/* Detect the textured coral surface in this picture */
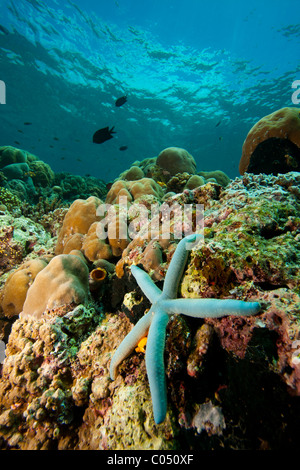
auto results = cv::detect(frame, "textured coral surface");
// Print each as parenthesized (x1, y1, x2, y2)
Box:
(0, 171, 300, 450)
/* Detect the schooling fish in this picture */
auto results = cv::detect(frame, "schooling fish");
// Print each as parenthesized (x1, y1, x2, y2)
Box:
(115, 96, 127, 107)
(24, 122, 32, 125)
(93, 126, 116, 144)
(119, 145, 128, 151)
(215, 120, 222, 127)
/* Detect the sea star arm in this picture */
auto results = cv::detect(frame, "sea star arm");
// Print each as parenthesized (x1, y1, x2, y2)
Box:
(130, 265, 162, 303)
(110, 309, 153, 380)
(160, 298, 261, 318)
(162, 234, 203, 299)
(145, 306, 169, 424)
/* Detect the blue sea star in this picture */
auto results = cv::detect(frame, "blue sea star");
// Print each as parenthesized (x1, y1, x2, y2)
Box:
(110, 234, 261, 424)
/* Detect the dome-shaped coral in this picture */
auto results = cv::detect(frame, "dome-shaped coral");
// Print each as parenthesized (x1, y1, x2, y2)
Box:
(55, 196, 104, 255)
(156, 147, 196, 176)
(0, 258, 49, 317)
(239, 107, 300, 175)
(20, 252, 90, 319)
(0, 146, 27, 169)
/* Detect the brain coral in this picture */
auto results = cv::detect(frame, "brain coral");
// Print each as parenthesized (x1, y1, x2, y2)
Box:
(156, 147, 197, 176)
(239, 107, 300, 175)
(20, 252, 89, 319)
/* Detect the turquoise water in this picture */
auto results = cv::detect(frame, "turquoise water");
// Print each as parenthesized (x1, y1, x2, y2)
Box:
(0, 0, 299, 182)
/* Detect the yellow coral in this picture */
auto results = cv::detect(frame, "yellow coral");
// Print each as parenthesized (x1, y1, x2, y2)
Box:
(135, 336, 147, 353)
(20, 253, 89, 319)
(0, 258, 49, 317)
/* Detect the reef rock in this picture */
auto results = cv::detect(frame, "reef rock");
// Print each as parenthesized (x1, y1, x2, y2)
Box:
(0, 172, 300, 450)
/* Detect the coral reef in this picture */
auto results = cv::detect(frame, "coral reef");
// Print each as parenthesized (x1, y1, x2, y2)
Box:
(0, 146, 27, 168)
(105, 178, 164, 205)
(0, 141, 299, 450)
(240, 107, 300, 175)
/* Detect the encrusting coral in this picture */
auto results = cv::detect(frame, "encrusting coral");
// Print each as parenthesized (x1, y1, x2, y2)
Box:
(0, 138, 300, 449)
(110, 234, 261, 424)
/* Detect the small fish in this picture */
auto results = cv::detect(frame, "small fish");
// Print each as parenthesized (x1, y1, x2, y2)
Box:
(17, 129, 24, 133)
(0, 25, 9, 35)
(115, 96, 127, 107)
(219, 136, 223, 141)
(119, 145, 128, 151)
(93, 126, 116, 144)
(24, 122, 32, 125)
(61, 157, 65, 160)
(215, 120, 222, 127)
(53, 136, 59, 141)
(76, 158, 82, 162)
(14, 141, 20, 145)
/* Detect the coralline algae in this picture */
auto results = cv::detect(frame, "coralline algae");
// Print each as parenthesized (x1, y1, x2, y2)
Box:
(0, 171, 299, 450)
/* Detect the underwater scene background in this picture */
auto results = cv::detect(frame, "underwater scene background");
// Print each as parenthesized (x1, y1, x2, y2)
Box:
(0, 0, 299, 181)
(0, 0, 300, 453)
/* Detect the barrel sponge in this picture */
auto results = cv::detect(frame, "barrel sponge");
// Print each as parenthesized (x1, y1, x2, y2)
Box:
(239, 107, 300, 175)
(55, 196, 104, 255)
(0, 258, 49, 318)
(20, 253, 90, 319)
(105, 178, 163, 205)
(156, 147, 197, 176)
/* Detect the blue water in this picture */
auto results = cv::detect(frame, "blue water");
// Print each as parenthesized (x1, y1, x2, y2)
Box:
(0, 0, 299, 182)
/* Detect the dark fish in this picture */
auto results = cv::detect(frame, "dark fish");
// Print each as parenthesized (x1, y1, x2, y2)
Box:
(0, 25, 9, 35)
(106, 182, 113, 191)
(93, 126, 116, 144)
(17, 129, 24, 133)
(24, 122, 32, 125)
(53, 137, 59, 141)
(219, 136, 223, 141)
(14, 141, 20, 145)
(215, 120, 222, 127)
(115, 96, 127, 107)
(119, 145, 128, 151)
